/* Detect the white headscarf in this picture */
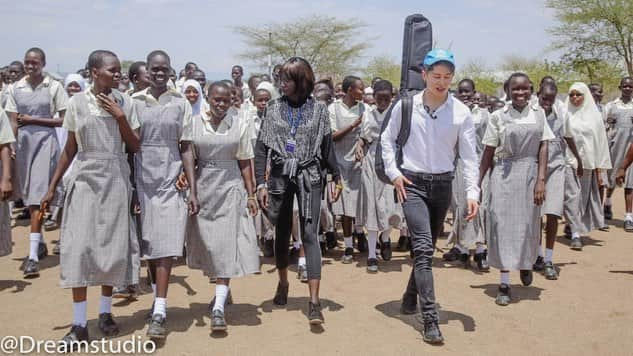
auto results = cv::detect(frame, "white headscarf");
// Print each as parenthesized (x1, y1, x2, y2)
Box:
(565, 82, 612, 170)
(64, 73, 86, 91)
(255, 81, 280, 101)
(181, 79, 203, 116)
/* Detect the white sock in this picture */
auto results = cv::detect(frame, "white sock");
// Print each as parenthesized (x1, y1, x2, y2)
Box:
(500, 271, 510, 285)
(99, 295, 112, 314)
(538, 246, 544, 257)
(213, 284, 229, 312)
(153, 297, 167, 317)
(626, 213, 633, 222)
(380, 228, 392, 243)
(29, 233, 41, 261)
(72, 301, 87, 327)
(344, 236, 353, 249)
(293, 241, 301, 250)
(298, 256, 306, 267)
(572, 232, 580, 239)
(355, 225, 364, 234)
(367, 230, 378, 259)
(605, 197, 612, 206)
(545, 248, 554, 263)
(151, 283, 156, 297)
(475, 244, 485, 254)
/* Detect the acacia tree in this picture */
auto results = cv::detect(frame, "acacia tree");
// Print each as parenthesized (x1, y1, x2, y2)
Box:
(233, 16, 370, 79)
(546, 0, 633, 76)
(362, 55, 401, 88)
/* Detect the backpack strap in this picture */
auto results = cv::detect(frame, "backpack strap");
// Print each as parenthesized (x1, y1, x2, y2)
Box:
(395, 96, 413, 166)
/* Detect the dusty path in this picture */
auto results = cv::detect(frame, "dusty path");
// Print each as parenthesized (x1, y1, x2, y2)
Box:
(0, 192, 632, 355)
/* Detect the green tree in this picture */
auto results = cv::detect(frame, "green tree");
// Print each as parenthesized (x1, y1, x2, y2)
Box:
(361, 55, 401, 88)
(455, 58, 501, 96)
(120, 60, 134, 75)
(233, 16, 371, 79)
(546, 0, 633, 76)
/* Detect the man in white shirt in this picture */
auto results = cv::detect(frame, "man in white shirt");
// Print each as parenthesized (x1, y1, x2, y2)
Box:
(381, 49, 479, 345)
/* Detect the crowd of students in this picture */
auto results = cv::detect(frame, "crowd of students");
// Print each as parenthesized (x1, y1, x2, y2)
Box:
(0, 46, 631, 346)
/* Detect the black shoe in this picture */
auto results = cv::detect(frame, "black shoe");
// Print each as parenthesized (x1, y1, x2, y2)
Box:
(211, 309, 227, 332)
(422, 320, 444, 344)
(625, 220, 633, 232)
(308, 302, 324, 325)
(273, 282, 289, 306)
(533, 256, 545, 271)
(98, 313, 120, 336)
(473, 251, 490, 271)
(380, 241, 392, 261)
(14, 199, 24, 209)
(288, 247, 300, 264)
(366, 258, 378, 273)
(52, 241, 60, 255)
(458, 252, 470, 268)
(397, 235, 407, 250)
(442, 247, 461, 262)
(520, 269, 533, 286)
(16, 209, 30, 220)
(319, 240, 327, 256)
(354, 232, 368, 252)
(262, 238, 274, 257)
(342, 247, 354, 264)
(23, 259, 39, 278)
(147, 314, 166, 339)
(564, 224, 572, 239)
(61, 325, 89, 350)
(400, 294, 417, 315)
(495, 284, 511, 306)
(37, 242, 48, 260)
(326, 231, 337, 249)
(604, 205, 613, 220)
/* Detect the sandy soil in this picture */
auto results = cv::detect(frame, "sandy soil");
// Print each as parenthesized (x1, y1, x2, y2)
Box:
(0, 192, 632, 356)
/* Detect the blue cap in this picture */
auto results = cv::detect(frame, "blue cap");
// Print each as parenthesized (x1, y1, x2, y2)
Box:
(422, 49, 455, 68)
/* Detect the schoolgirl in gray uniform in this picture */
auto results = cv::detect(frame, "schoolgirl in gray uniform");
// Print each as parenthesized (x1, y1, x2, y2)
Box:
(0, 107, 15, 257)
(5, 48, 68, 278)
(480, 73, 554, 306)
(41, 50, 141, 347)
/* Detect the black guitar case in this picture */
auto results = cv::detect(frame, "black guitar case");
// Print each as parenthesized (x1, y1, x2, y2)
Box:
(399, 14, 433, 93)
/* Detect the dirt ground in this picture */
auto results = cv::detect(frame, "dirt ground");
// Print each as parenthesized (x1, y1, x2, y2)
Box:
(1, 192, 632, 356)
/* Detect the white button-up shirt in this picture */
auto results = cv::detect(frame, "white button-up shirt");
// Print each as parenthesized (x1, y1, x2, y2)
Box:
(381, 91, 480, 201)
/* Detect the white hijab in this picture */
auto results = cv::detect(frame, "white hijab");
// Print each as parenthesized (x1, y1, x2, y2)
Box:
(64, 74, 87, 91)
(256, 81, 280, 101)
(565, 82, 612, 170)
(181, 79, 203, 116)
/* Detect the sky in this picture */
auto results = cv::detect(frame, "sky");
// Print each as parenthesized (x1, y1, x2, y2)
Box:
(1, 0, 558, 79)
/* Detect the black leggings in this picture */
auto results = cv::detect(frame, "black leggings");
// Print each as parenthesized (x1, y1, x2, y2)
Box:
(273, 183, 323, 280)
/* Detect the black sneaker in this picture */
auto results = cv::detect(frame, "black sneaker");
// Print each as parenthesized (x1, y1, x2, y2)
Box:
(211, 309, 227, 332)
(61, 325, 89, 350)
(342, 247, 354, 264)
(262, 238, 274, 257)
(458, 252, 470, 269)
(625, 220, 633, 232)
(397, 235, 407, 250)
(422, 320, 444, 344)
(442, 247, 461, 261)
(273, 282, 289, 306)
(366, 258, 378, 273)
(98, 313, 120, 336)
(354, 232, 368, 252)
(604, 205, 613, 220)
(325, 231, 337, 249)
(23, 259, 39, 278)
(147, 314, 166, 339)
(564, 224, 572, 239)
(308, 302, 324, 325)
(520, 270, 533, 286)
(16, 209, 30, 220)
(38, 242, 48, 260)
(288, 246, 300, 264)
(495, 284, 511, 306)
(380, 240, 392, 261)
(533, 256, 545, 271)
(543, 261, 559, 280)
(473, 251, 490, 271)
(52, 241, 60, 255)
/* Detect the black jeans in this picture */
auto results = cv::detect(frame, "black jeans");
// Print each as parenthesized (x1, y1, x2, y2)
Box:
(400, 171, 453, 322)
(269, 179, 323, 280)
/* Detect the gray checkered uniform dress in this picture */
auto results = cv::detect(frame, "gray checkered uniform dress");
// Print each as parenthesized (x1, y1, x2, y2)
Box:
(542, 111, 566, 217)
(486, 109, 544, 270)
(12, 82, 60, 205)
(453, 108, 489, 249)
(59, 93, 139, 288)
(0, 201, 12, 257)
(356, 109, 401, 231)
(331, 102, 364, 218)
(607, 103, 633, 188)
(134, 96, 188, 259)
(186, 112, 260, 278)
(565, 169, 604, 234)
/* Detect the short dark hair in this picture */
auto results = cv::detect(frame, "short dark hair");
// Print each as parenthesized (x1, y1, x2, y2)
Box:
(315, 78, 334, 92)
(508, 72, 530, 86)
(538, 82, 558, 96)
(588, 83, 603, 90)
(185, 62, 198, 71)
(373, 79, 393, 94)
(87, 50, 118, 70)
(620, 77, 633, 86)
(458, 78, 475, 90)
(128, 61, 147, 82)
(147, 50, 170, 65)
(25, 47, 46, 64)
(9, 61, 23, 69)
(539, 75, 556, 85)
(280, 57, 315, 102)
(342, 75, 361, 93)
(207, 81, 231, 97)
(232, 65, 243, 73)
